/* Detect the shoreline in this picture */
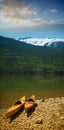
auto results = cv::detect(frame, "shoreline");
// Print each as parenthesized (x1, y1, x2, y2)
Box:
(0, 96, 64, 130)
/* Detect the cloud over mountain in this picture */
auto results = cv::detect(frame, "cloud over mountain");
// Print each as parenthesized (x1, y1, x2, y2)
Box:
(19, 37, 64, 47)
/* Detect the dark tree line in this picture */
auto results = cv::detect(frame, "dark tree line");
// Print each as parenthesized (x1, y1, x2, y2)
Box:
(0, 36, 64, 75)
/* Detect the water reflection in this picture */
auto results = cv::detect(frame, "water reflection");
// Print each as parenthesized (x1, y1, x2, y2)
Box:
(0, 74, 64, 109)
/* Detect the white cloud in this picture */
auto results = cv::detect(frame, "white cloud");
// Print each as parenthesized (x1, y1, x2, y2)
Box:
(0, 3, 46, 28)
(43, 9, 58, 15)
(0, 1, 64, 28)
(23, 18, 47, 26)
(0, 14, 64, 28)
(0, 6, 37, 19)
(0, 16, 47, 28)
(0, 0, 38, 19)
(49, 19, 64, 24)
(51, 9, 58, 13)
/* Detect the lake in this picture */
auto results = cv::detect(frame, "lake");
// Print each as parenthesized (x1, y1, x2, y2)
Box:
(0, 74, 64, 109)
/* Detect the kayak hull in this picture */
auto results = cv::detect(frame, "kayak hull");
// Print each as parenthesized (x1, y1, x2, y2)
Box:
(6, 96, 25, 118)
(24, 102, 36, 112)
(24, 95, 36, 112)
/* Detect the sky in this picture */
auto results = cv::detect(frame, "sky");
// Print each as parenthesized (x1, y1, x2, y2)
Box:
(0, 0, 64, 39)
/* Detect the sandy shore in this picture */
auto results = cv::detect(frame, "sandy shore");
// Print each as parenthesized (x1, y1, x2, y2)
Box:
(0, 97, 64, 130)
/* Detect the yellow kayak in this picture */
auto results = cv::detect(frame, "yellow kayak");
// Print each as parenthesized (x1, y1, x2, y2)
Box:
(6, 96, 25, 118)
(24, 95, 36, 112)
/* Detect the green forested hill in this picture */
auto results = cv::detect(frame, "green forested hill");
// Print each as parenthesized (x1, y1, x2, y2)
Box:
(0, 36, 64, 75)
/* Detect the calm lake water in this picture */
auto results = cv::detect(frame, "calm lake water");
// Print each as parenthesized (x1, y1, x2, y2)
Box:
(0, 74, 64, 109)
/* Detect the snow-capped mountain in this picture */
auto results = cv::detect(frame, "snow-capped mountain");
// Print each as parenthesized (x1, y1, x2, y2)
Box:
(19, 37, 64, 47)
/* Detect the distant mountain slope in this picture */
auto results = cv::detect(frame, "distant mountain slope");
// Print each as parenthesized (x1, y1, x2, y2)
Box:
(19, 37, 64, 47)
(0, 36, 64, 75)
